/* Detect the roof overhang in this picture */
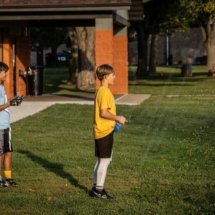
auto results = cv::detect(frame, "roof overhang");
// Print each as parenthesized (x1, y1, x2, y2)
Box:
(0, 6, 130, 13)
(0, 6, 130, 27)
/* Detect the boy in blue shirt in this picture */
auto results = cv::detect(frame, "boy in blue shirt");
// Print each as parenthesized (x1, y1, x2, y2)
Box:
(0, 62, 17, 187)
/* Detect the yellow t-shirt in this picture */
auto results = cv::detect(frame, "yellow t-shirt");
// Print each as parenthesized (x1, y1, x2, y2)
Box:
(94, 86, 116, 139)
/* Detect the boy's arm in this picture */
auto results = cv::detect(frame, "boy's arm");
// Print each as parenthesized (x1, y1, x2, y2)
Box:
(0, 102, 10, 111)
(100, 108, 126, 124)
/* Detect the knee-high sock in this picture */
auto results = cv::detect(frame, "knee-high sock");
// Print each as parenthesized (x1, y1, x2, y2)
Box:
(4, 170, 12, 179)
(95, 158, 111, 190)
(92, 159, 100, 186)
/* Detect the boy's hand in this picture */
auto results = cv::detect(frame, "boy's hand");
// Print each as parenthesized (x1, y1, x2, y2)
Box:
(10, 96, 23, 106)
(117, 116, 127, 125)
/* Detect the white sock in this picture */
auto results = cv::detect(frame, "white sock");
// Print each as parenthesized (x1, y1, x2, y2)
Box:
(92, 159, 100, 186)
(95, 158, 111, 190)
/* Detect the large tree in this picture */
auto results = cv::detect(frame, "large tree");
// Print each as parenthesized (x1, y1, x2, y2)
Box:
(203, 1, 215, 71)
(167, 0, 215, 71)
(131, 20, 149, 78)
(185, 0, 215, 71)
(133, 0, 179, 77)
(134, 0, 215, 77)
(143, 0, 175, 74)
(66, 27, 78, 85)
(66, 27, 95, 90)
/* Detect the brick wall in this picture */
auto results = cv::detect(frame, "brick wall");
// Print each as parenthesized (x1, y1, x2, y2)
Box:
(2, 29, 30, 98)
(3, 30, 14, 99)
(16, 36, 30, 96)
(95, 19, 128, 95)
(112, 33, 128, 94)
(95, 29, 113, 88)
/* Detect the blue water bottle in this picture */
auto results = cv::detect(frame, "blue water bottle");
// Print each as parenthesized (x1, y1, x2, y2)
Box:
(114, 122, 122, 132)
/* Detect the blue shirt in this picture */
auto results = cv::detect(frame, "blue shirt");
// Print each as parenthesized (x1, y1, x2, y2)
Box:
(0, 85, 10, 129)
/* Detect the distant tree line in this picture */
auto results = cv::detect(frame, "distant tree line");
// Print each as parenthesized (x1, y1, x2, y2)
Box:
(131, 0, 215, 78)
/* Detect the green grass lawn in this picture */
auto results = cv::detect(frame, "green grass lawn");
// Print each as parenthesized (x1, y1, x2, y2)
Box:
(43, 66, 215, 96)
(129, 66, 215, 95)
(1, 66, 214, 214)
(43, 67, 95, 96)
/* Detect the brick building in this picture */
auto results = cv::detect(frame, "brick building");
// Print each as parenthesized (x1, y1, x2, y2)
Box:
(0, 0, 133, 97)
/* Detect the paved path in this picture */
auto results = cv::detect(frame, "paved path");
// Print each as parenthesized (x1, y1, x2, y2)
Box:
(10, 94, 151, 123)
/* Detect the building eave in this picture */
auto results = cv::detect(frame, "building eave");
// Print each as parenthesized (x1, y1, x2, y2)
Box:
(0, 6, 130, 13)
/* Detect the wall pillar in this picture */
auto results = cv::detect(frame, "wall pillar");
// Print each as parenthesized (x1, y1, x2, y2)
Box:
(16, 35, 30, 96)
(2, 29, 14, 98)
(95, 18, 113, 89)
(95, 17, 128, 94)
(2, 27, 29, 98)
(112, 26, 128, 94)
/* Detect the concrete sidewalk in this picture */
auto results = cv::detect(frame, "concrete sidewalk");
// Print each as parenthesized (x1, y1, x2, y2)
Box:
(10, 94, 151, 123)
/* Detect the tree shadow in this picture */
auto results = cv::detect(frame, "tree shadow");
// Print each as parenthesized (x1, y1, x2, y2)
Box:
(44, 83, 95, 97)
(129, 72, 209, 86)
(129, 83, 193, 87)
(18, 150, 89, 193)
(55, 93, 94, 101)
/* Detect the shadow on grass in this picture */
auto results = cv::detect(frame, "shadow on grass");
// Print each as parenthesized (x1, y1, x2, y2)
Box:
(129, 82, 194, 87)
(18, 150, 89, 193)
(56, 93, 94, 101)
(129, 72, 209, 86)
(44, 83, 95, 97)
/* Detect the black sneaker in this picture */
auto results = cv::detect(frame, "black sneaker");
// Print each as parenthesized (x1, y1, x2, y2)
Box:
(0, 180, 10, 188)
(5, 179, 17, 186)
(89, 187, 109, 199)
(103, 189, 113, 199)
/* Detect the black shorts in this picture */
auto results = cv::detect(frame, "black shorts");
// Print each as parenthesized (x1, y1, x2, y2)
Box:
(0, 128, 13, 155)
(95, 132, 114, 158)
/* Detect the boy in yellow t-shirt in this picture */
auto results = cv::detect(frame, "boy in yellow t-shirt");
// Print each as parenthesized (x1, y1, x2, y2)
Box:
(90, 64, 126, 199)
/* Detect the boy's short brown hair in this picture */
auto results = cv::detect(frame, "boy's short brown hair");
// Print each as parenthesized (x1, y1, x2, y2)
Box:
(0, 62, 9, 72)
(96, 64, 114, 81)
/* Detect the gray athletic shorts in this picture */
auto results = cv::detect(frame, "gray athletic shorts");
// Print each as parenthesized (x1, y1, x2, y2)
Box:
(0, 128, 13, 155)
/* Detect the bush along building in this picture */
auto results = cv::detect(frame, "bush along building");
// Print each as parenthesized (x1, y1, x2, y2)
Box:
(0, 0, 132, 97)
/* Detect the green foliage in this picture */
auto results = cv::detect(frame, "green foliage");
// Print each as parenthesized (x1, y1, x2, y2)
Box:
(143, 0, 179, 33)
(177, 0, 215, 27)
(204, 0, 215, 15)
(144, 0, 215, 33)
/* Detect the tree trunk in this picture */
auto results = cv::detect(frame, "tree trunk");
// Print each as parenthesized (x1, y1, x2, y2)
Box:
(135, 22, 149, 78)
(148, 34, 157, 74)
(51, 47, 57, 67)
(207, 23, 215, 72)
(76, 27, 95, 90)
(67, 27, 78, 84)
(36, 45, 44, 66)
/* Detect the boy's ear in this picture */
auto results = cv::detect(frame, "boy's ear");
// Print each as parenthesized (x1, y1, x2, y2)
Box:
(104, 74, 109, 80)
(104, 73, 110, 78)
